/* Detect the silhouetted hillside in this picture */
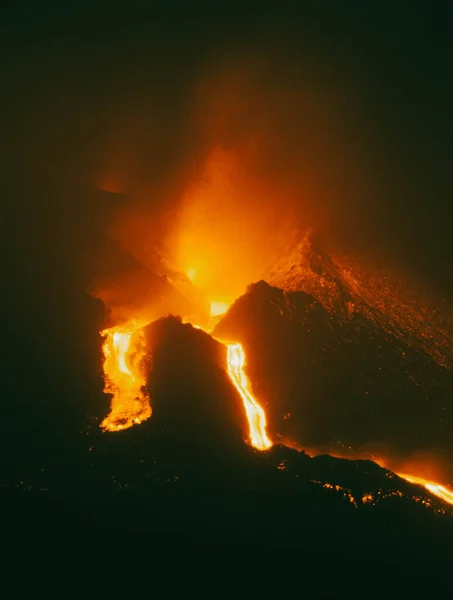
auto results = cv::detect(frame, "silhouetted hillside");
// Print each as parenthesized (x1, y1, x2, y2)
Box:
(3, 299, 453, 594)
(214, 280, 453, 472)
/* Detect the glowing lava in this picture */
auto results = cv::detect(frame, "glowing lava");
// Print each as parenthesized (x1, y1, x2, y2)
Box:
(187, 268, 197, 283)
(99, 315, 272, 452)
(98, 318, 453, 509)
(187, 315, 272, 451)
(209, 300, 230, 318)
(226, 342, 272, 451)
(101, 323, 151, 431)
(397, 473, 453, 507)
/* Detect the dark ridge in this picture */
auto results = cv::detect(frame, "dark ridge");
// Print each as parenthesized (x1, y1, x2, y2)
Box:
(142, 315, 250, 469)
(214, 278, 453, 473)
(4, 289, 453, 593)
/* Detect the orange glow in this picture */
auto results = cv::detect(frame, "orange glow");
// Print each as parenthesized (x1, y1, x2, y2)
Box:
(269, 232, 453, 369)
(99, 316, 273, 452)
(226, 342, 272, 450)
(187, 318, 272, 451)
(99, 309, 273, 450)
(366, 456, 453, 507)
(167, 147, 297, 309)
(101, 323, 151, 431)
(98, 319, 453, 507)
(209, 300, 230, 317)
(187, 268, 197, 283)
(397, 473, 453, 507)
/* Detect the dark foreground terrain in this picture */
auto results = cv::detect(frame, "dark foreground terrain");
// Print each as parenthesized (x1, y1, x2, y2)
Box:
(3, 281, 453, 595)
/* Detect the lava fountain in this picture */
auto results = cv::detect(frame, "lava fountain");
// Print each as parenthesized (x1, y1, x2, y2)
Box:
(101, 323, 151, 431)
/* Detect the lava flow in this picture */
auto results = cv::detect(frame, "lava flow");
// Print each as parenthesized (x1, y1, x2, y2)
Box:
(99, 317, 453, 508)
(226, 342, 272, 450)
(100, 309, 272, 451)
(206, 298, 272, 450)
(98, 276, 453, 506)
(99, 315, 453, 510)
(397, 473, 453, 507)
(101, 323, 151, 431)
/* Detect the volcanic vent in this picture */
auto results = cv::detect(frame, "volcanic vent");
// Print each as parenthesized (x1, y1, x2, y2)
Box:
(97, 238, 453, 511)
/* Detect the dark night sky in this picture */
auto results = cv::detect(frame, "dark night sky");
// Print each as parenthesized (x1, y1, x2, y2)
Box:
(1, 1, 453, 323)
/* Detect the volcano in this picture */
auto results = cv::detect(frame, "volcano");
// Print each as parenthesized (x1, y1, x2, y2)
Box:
(5, 0, 453, 592)
(214, 279, 453, 469)
(5, 240, 453, 594)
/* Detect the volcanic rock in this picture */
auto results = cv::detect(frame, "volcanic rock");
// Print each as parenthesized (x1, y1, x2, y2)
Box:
(5, 285, 453, 593)
(214, 279, 453, 471)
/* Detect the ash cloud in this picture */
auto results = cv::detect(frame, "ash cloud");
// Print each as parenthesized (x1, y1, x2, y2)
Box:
(89, 9, 453, 322)
(3, 5, 453, 327)
(88, 20, 384, 322)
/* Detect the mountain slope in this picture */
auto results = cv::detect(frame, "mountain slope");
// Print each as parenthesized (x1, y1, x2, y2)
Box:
(214, 279, 453, 473)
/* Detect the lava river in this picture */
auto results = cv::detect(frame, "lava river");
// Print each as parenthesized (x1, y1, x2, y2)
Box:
(101, 316, 272, 449)
(101, 323, 151, 431)
(100, 318, 453, 507)
(225, 342, 272, 450)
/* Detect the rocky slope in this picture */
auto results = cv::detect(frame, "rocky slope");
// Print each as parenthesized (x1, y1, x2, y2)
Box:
(214, 280, 453, 471)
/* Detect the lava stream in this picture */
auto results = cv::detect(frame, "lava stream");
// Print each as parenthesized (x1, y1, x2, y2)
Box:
(226, 343, 272, 451)
(99, 323, 453, 507)
(100, 319, 272, 451)
(397, 473, 453, 506)
(101, 324, 151, 431)
(188, 298, 272, 451)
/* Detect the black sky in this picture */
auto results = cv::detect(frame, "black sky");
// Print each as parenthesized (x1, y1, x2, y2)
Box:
(2, 1, 453, 323)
